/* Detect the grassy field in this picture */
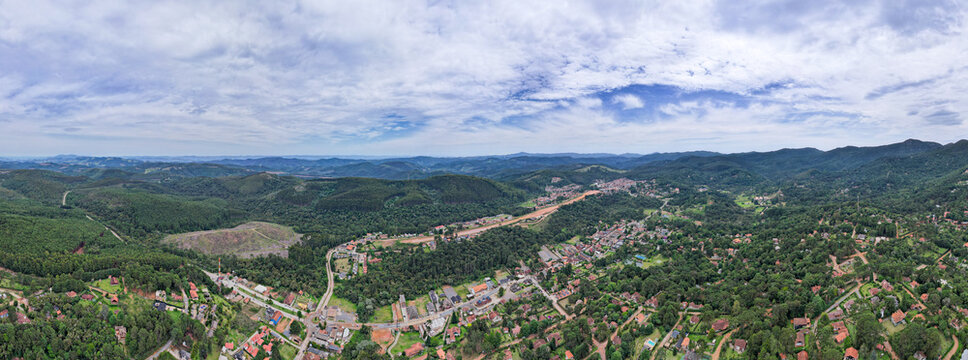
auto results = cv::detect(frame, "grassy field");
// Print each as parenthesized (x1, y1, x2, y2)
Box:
(334, 258, 351, 273)
(278, 343, 297, 359)
(518, 200, 536, 208)
(373, 305, 393, 323)
(411, 295, 431, 315)
(92, 278, 122, 294)
(640, 255, 668, 268)
(329, 296, 357, 314)
(162, 221, 302, 258)
(883, 320, 905, 335)
(394, 332, 423, 355)
(0, 277, 27, 292)
(734, 195, 755, 208)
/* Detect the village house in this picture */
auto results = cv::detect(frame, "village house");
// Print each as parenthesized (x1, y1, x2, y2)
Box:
(711, 318, 729, 332)
(732, 339, 747, 353)
(891, 310, 906, 326)
(845, 347, 859, 360)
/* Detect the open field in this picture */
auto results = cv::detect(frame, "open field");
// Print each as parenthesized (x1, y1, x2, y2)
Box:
(394, 332, 423, 355)
(329, 296, 357, 314)
(92, 278, 122, 294)
(162, 221, 302, 258)
(372, 305, 393, 323)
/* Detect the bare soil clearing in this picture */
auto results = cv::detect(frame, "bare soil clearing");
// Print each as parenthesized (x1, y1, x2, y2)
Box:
(163, 221, 302, 258)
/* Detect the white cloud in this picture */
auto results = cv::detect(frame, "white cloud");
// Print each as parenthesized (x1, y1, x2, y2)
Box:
(0, 0, 965, 155)
(612, 94, 645, 110)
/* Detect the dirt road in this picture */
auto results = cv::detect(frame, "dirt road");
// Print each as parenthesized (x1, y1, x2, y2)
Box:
(378, 190, 602, 245)
(943, 335, 960, 360)
(712, 328, 738, 360)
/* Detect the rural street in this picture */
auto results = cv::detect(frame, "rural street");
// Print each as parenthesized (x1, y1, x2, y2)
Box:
(295, 248, 336, 360)
(650, 312, 684, 360)
(145, 338, 173, 360)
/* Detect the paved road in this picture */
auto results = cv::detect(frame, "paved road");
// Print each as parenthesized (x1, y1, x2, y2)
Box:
(295, 248, 336, 360)
(525, 276, 571, 319)
(145, 338, 173, 360)
(812, 282, 862, 334)
(650, 312, 684, 360)
(386, 331, 401, 358)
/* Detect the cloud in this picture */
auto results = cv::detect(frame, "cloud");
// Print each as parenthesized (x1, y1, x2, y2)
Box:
(611, 94, 645, 110)
(0, 0, 966, 156)
(924, 110, 962, 125)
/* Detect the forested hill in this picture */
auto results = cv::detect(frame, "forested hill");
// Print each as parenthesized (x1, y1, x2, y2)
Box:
(0, 170, 528, 238)
(0, 151, 719, 180)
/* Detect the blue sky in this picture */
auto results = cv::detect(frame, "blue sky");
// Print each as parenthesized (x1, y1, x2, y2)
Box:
(1, 0, 967, 156)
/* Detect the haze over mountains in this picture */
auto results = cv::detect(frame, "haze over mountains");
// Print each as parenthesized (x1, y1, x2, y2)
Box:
(0, 139, 961, 181)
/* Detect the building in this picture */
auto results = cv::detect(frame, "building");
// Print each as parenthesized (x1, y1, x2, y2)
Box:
(798, 351, 808, 360)
(711, 318, 729, 332)
(470, 283, 488, 297)
(845, 347, 859, 360)
(732, 339, 747, 353)
(792, 317, 810, 329)
(795, 331, 806, 347)
(827, 308, 845, 321)
(891, 310, 906, 326)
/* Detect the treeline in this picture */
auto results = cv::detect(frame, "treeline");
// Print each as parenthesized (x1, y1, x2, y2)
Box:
(0, 294, 175, 359)
(337, 226, 546, 306)
(72, 188, 244, 237)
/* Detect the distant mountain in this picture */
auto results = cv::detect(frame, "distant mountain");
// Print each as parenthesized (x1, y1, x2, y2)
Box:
(1, 151, 721, 180)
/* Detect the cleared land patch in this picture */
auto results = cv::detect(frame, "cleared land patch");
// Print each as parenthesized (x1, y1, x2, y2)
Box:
(163, 221, 302, 258)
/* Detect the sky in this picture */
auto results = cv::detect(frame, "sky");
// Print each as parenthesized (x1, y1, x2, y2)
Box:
(1, 0, 967, 157)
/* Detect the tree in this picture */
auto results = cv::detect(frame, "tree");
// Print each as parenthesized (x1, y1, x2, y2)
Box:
(854, 311, 883, 350)
(289, 321, 305, 336)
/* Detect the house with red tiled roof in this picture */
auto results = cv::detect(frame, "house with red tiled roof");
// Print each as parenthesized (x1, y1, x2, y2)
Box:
(891, 310, 906, 326)
(792, 317, 810, 329)
(827, 308, 845, 321)
(798, 351, 808, 360)
(732, 339, 747, 353)
(831, 321, 847, 332)
(711, 318, 729, 332)
(834, 330, 848, 343)
(844, 347, 859, 360)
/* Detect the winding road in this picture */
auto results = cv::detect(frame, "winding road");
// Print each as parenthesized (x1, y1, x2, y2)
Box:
(294, 248, 336, 360)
